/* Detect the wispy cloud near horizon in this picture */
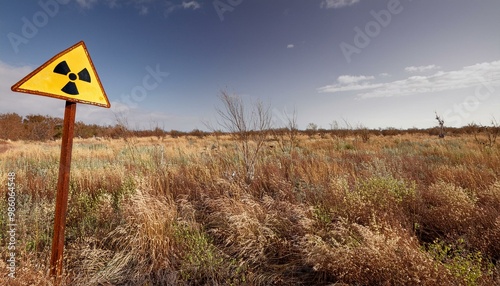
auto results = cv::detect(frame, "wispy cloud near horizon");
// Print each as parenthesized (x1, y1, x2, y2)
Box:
(318, 60, 500, 99)
(164, 0, 202, 16)
(74, 0, 202, 16)
(76, 0, 98, 9)
(320, 0, 360, 9)
(182, 1, 201, 10)
(0, 60, 63, 118)
(405, 64, 442, 73)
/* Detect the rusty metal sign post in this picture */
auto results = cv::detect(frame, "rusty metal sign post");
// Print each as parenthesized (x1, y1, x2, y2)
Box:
(50, 101, 77, 278)
(11, 41, 110, 281)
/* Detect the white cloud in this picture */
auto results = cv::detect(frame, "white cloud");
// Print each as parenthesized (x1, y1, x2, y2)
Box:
(319, 75, 381, 93)
(321, 0, 360, 9)
(182, 1, 201, 10)
(405, 64, 442, 73)
(318, 60, 500, 99)
(164, 0, 201, 16)
(75, 0, 201, 16)
(76, 0, 98, 9)
(287, 44, 294, 49)
(337, 75, 374, 84)
(105, 0, 119, 9)
(0, 61, 63, 117)
(139, 6, 149, 15)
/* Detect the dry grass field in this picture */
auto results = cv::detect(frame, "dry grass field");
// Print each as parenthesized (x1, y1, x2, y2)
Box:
(1, 133, 500, 285)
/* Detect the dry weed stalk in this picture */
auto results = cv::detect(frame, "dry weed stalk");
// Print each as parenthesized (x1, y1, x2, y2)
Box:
(211, 91, 272, 184)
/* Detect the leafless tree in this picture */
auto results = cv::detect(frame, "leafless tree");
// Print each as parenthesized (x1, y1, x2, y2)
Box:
(355, 123, 370, 143)
(306, 122, 318, 138)
(472, 118, 499, 148)
(435, 112, 445, 138)
(213, 91, 272, 183)
(272, 107, 299, 153)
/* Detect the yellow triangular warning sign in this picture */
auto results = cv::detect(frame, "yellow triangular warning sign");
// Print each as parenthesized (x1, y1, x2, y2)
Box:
(11, 41, 110, 108)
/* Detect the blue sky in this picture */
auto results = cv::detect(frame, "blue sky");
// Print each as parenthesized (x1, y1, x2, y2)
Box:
(1, 0, 500, 131)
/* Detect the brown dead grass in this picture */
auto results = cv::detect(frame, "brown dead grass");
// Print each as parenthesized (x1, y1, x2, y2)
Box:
(1, 134, 499, 285)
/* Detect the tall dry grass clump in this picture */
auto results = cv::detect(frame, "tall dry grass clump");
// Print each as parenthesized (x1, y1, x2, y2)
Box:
(302, 219, 455, 285)
(204, 193, 314, 284)
(414, 181, 477, 241)
(471, 181, 500, 261)
(68, 188, 178, 285)
(66, 183, 246, 285)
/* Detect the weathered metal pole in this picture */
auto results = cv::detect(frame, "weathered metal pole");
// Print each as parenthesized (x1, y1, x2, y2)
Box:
(50, 101, 77, 279)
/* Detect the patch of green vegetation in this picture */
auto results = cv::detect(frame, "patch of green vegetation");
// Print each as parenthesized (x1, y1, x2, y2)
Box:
(427, 238, 493, 286)
(355, 176, 416, 206)
(174, 224, 247, 285)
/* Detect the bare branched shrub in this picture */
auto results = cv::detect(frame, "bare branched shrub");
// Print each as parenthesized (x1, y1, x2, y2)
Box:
(355, 123, 370, 143)
(471, 119, 499, 148)
(435, 112, 445, 138)
(272, 107, 299, 153)
(211, 91, 272, 183)
(305, 122, 318, 138)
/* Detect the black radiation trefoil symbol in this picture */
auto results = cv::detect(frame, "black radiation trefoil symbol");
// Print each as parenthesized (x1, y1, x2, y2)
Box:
(53, 60, 91, 95)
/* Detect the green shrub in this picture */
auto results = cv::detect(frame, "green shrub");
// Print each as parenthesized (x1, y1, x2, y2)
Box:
(427, 238, 493, 286)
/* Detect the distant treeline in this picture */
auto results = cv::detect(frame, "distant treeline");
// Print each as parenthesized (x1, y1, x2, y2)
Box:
(0, 113, 208, 141)
(0, 112, 496, 141)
